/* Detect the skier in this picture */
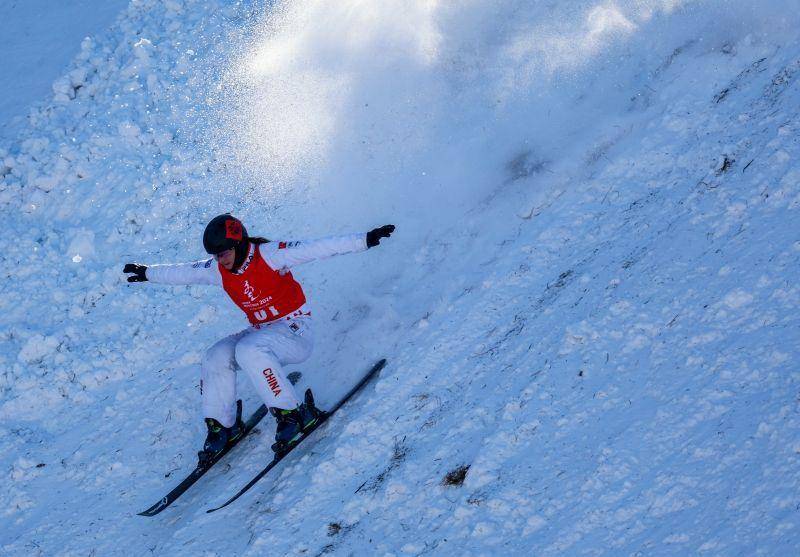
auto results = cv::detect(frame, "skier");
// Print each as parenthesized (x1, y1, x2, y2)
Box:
(123, 215, 394, 461)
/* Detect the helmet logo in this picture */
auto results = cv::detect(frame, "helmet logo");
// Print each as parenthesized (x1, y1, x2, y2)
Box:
(225, 219, 243, 241)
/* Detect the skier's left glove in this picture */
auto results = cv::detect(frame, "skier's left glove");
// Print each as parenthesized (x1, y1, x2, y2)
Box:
(123, 263, 148, 282)
(366, 225, 395, 248)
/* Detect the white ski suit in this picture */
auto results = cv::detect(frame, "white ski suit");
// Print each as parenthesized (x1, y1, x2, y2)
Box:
(146, 233, 368, 427)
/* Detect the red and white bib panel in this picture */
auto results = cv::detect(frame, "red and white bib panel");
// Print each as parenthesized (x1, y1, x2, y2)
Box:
(219, 245, 307, 326)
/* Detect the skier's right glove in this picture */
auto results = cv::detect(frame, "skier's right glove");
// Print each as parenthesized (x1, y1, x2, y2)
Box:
(123, 263, 148, 282)
(366, 225, 395, 248)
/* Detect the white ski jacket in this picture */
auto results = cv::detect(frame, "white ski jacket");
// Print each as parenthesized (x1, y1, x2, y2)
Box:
(146, 233, 368, 287)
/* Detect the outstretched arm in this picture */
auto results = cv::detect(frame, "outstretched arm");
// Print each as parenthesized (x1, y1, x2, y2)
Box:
(123, 259, 221, 286)
(262, 225, 395, 270)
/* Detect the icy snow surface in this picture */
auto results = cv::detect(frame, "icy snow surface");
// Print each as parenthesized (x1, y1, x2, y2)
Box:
(1, 0, 799, 555)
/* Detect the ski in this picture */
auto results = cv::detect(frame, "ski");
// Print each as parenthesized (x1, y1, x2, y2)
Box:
(138, 400, 269, 516)
(206, 358, 387, 513)
(138, 370, 307, 516)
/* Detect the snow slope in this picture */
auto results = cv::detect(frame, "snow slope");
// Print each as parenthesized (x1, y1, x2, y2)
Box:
(0, 0, 129, 134)
(1, 0, 799, 555)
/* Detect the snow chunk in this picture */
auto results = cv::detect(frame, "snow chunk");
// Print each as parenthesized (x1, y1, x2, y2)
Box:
(33, 174, 59, 192)
(67, 229, 96, 263)
(523, 515, 546, 535)
(609, 300, 632, 315)
(698, 540, 720, 552)
(623, 334, 650, 353)
(664, 533, 690, 544)
(52, 76, 75, 101)
(187, 305, 216, 328)
(725, 202, 747, 217)
(472, 521, 494, 537)
(165, 0, 184, 14)
(722, 289, 754, 309)
(118, 121, 142, 140)
(3, 487, 34, 517)
(68, 67, 88, 88)
(773, 150, 791, 164)
(18, 334, 60, 364)
(133, 38, 153, 61)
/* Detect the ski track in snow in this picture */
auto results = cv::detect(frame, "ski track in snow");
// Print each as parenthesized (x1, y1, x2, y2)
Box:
(1, 1, 799, 555)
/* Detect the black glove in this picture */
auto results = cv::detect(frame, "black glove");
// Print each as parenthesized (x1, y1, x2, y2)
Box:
(366, 225, 395, 248)
(123, 263, 148, 282)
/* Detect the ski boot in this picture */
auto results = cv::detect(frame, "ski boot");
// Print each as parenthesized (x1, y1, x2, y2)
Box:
(198, 400, 245, 466)
(270, 389, 324, 455)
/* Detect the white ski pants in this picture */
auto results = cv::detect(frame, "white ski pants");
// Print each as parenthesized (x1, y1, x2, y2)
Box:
(201, 317, 313, 427)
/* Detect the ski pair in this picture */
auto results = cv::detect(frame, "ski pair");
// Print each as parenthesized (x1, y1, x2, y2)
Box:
(138, 359, 386, 516)
(137, 401, 268, 517)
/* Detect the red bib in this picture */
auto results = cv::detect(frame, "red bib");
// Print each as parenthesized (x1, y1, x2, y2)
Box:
(220, 245, 307, 325)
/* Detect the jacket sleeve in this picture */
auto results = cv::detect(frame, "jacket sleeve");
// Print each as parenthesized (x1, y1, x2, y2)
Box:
(145, 258, 222, 286)
(260, 233, 368, 270)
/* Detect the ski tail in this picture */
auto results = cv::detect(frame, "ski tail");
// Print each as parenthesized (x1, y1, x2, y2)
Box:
(206, 358, 386, 513)
(138, 403, 269, 517)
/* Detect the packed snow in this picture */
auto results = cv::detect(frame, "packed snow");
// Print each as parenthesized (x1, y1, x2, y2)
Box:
(1, 0, 798, 555)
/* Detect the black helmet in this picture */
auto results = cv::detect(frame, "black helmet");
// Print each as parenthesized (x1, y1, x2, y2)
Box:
(203, 214, 248, 254)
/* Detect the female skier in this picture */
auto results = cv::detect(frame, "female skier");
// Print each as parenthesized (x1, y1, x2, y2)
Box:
(123, 214, 395, 460)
